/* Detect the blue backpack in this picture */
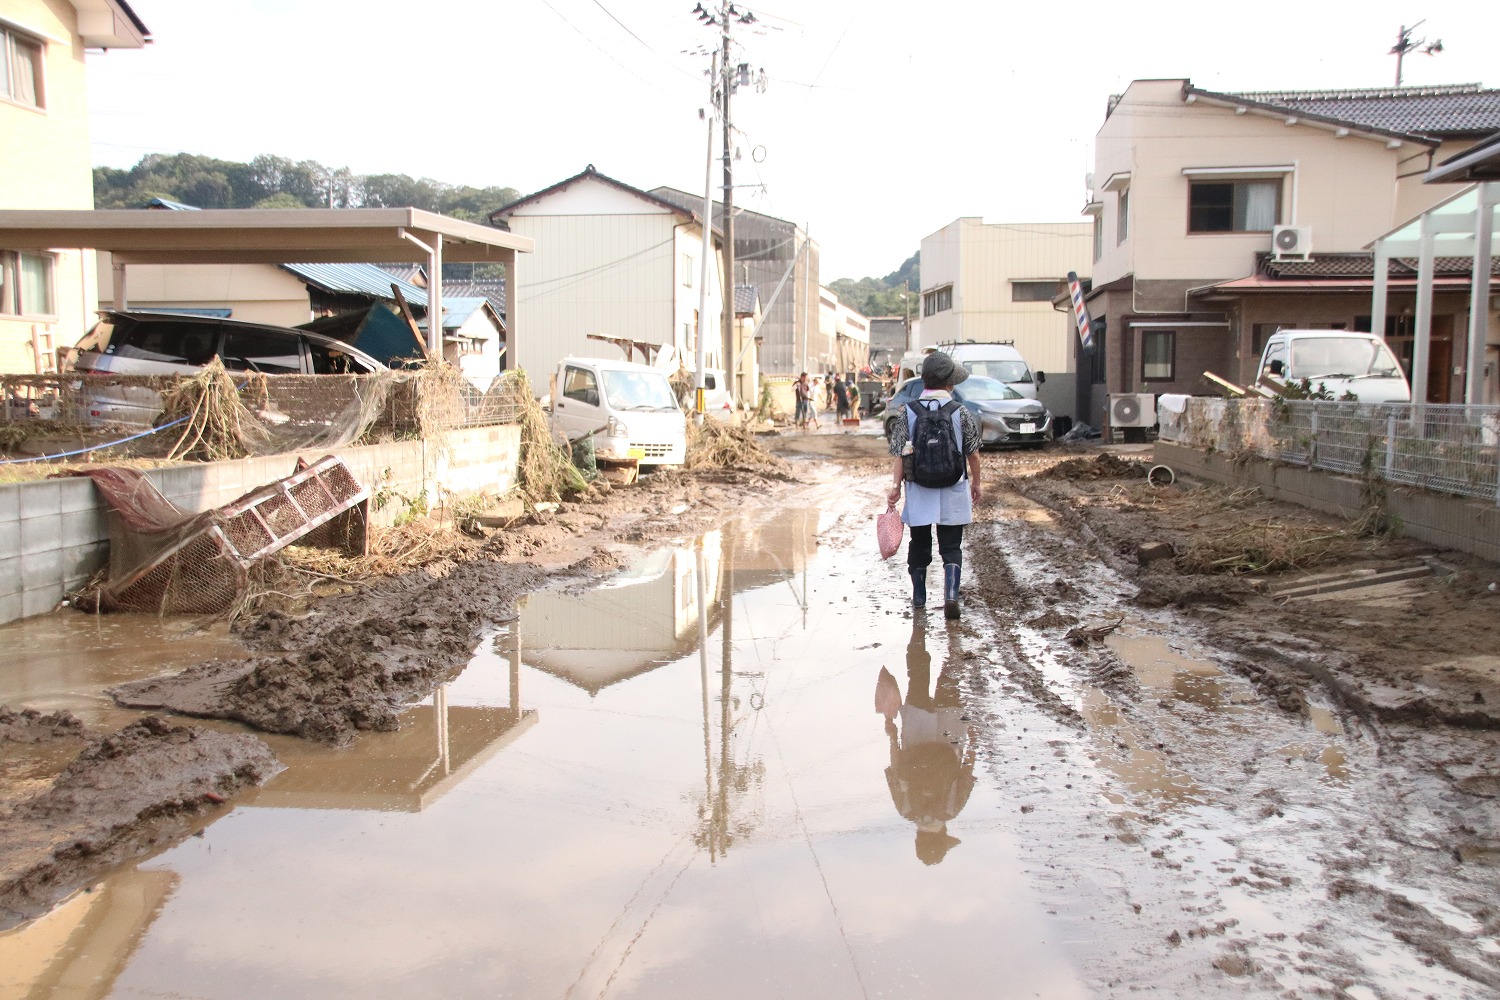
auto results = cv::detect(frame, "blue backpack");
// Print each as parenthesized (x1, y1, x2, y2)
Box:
(905, 400, 965, 488)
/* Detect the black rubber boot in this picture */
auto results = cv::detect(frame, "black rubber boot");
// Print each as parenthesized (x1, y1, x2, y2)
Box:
(943, 564, 961, 620)
(911, 569, 927, 609)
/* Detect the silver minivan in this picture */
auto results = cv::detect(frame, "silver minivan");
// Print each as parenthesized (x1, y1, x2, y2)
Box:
(70, 311, 388, 425)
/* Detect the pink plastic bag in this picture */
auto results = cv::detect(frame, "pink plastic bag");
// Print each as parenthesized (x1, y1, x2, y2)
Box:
(876, 502, 902, 560)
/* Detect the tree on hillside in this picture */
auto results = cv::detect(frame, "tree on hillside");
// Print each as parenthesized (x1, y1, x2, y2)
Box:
(829, 252, 920, 317)
(92, 153, 516, 219)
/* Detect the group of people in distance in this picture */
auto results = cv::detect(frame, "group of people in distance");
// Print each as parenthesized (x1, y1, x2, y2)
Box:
(793, 372, 866, 430)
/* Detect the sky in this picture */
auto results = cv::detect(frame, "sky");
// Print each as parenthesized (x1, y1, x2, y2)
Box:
(86, 0, 1499, 281)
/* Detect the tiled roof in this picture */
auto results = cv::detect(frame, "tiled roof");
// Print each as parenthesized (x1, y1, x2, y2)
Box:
(378, 262, 424, 284)
(734, 283, 759, 316)
(439, 279, 505, 319)
(490, 165, 703, 226)
(1257, 251, 1500, 279)
(1225, 83, 1500, 139)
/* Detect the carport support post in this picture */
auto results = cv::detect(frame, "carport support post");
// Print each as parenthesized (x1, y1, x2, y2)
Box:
(1412, 217, 1435, 421)
(112, 260, 128, 310)
(1467, 183, 1496, 409)
(1370, 245, 1390, 348)
(428, 234, 443, 358)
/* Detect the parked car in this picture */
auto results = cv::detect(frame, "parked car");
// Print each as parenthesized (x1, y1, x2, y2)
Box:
(883, 375, 1052, 449)
(69, 310, 393, 425)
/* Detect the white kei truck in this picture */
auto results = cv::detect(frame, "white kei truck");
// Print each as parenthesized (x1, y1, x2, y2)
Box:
(547, 357, 687, 480)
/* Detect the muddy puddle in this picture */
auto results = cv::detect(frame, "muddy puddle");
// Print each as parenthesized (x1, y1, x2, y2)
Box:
(1, 503, 1090, 1000)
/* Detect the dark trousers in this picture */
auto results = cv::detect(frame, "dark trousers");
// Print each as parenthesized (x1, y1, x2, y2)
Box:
(907, 523, 963, 572)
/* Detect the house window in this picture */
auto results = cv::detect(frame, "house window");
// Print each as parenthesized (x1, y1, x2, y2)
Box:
(1012, 280, 1064, 303)
(0, 250, 54, 316)
(1092, 215, 1103, 262)
(1141, 330, 1175, 382)
(922, 285, 952, 317)
(681, 253, 694, 287)
(1189, 180, 1280, 233)
(1117, 188, 1129, 244)
(1, 27, 44, 109)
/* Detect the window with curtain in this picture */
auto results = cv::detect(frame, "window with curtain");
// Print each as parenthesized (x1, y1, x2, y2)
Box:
(1, 251, 54, 315)
(2, 28, 44, 109)
(1188, 180, 1281, 232)
(1141, 330, 1175, 381)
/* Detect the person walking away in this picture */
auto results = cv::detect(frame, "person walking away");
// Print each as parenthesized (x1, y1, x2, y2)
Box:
(834, 377, 851, 423)
(886, 352, 981, 619)
(794, 372, 811, 430)
(847, 377, 862, 420)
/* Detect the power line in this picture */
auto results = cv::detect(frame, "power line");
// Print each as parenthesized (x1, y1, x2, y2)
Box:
(536, 0, 668, 94)
(586, 0, 701, 81)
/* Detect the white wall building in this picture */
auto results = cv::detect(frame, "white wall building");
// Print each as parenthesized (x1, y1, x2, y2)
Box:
(917, 217, 1092, 416)
(490, 166, 723, 383)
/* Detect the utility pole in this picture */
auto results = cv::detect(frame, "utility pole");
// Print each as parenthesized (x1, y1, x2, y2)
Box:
(694, 1, 765, 407)
(1390, 21, 1443, 87)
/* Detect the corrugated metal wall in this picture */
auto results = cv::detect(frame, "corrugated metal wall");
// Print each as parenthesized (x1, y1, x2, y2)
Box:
(510, 214, 678, 380)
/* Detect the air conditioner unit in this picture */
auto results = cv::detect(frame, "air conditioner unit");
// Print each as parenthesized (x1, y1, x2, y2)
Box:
(1271, 224, 1312, 260)
(1109, 393, 1157, 428)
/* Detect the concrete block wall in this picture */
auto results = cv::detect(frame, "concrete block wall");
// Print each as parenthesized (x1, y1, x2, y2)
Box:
(1156, 441, 1500, 564)
(0, 423, 523, 626)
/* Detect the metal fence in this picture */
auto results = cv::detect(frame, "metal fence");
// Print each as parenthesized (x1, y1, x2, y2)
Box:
(1159, 398, 1500, 506)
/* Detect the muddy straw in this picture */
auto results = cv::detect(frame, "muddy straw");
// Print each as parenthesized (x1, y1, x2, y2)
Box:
(158, 359, 269, 462)
(685, 416, 784, 471)
(1178, 519, 1356, 575)
(509, 370, 588, 502)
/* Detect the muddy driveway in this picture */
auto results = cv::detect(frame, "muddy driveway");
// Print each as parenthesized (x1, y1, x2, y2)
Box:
(2, 433, 1499, 998)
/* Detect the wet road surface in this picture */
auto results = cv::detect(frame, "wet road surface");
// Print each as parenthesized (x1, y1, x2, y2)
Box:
(1, 468, 1496, 998)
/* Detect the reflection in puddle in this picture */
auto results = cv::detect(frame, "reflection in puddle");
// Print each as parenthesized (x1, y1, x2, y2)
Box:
(3, 504, 1094, 1000)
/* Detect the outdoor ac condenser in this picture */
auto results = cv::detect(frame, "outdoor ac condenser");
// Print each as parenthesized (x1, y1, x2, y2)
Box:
(1271, 225, 1312, 260)
(1109, 393, 1157, 429)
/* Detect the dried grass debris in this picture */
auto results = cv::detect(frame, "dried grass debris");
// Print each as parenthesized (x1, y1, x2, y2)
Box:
(159, 358, 269, 462)
(1178, 519, 1357, 576)
(686, 416, 784, 471)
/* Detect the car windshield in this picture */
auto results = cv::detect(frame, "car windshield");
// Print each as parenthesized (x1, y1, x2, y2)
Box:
(966, 360, 1031, 383)
(1288, 337, 1403, 380)
(954, 376, 1024, 402)
(602, 370, 679, 410)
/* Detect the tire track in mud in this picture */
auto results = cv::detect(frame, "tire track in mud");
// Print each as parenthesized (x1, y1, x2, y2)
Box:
(953, 472, 1500, 998)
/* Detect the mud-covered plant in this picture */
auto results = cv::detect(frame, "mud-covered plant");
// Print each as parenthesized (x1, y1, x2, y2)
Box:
(685, 416, 784, 471)
(1353, 437, 1399, 537)
(512, 370, 587, 502)
(159, 358, 269, 461)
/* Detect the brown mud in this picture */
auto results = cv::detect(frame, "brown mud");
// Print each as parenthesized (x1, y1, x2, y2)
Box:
(0, 716, 279, 927)
(1002, 453, 1500, 728)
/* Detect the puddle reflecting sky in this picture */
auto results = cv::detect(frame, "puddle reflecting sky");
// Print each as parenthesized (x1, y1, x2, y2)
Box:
(4, 506, 1088, 1000)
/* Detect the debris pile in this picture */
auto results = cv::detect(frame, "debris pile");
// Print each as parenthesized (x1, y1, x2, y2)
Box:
(1037, 453, 1147, 481)
(1178, 519, 1358, 575)
(686, 416, 784, 471)
(512, 370, 588, 501)
(158, 358, 270, 461)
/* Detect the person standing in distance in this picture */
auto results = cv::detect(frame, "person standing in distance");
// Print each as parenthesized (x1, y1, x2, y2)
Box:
(886, 352, 982, 619)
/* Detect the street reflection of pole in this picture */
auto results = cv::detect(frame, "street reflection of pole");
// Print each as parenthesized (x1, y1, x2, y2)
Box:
(509, 628, 521, 714)
(697, 542, 714, 861)
(717, 531, 732, 857)
(435, 684, 450, 776)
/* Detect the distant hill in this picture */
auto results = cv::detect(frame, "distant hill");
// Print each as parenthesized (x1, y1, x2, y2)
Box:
(93, 153, 518, 223)
(828, 252, 919, 318)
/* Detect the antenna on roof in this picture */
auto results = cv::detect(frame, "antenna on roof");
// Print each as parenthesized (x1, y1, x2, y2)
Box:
(1389, 21, 1443, 87)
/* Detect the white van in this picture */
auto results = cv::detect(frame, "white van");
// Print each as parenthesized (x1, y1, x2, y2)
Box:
(549, 357, 687, 467)
(1258, 331, 1411, 403)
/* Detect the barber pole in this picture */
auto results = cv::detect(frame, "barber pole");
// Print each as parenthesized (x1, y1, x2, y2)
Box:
(1067, 271, 1093, 349)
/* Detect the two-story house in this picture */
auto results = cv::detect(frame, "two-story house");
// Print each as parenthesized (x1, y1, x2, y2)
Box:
(1085, 79, 1500, 418)
(0, 0, 149, 372)
(917, 217, 1093, 420)
(489, 166, 724, 384)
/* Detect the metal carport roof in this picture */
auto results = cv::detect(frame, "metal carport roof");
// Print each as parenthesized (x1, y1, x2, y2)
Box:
(0, 207, 533, 356)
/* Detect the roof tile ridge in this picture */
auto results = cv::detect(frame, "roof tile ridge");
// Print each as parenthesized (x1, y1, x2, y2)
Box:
(1229, 84, 1488, 101)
